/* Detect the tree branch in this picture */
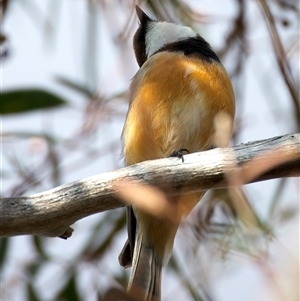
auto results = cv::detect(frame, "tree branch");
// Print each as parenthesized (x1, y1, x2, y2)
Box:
(1, 133, 299, 238)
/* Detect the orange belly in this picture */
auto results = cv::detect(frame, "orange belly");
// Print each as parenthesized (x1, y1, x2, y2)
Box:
(123, 52, 235, 165)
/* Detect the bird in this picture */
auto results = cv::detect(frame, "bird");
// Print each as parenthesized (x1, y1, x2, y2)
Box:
(118, 5, 235, 301)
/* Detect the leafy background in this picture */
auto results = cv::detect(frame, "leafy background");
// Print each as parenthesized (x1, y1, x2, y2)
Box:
(1, 0, 299, 301)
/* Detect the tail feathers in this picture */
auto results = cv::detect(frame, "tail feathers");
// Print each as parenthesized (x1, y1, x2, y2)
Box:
(127, 231, 162, 301)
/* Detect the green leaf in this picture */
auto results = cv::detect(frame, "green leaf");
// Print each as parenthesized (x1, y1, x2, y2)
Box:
(32, 236, 49, 260)
(27, 261, 43, 277)
(0, 237, 9, 270)
(27, 282, 43, 301)
(0, 89, 67, 114)
(56, 274, 81, 301)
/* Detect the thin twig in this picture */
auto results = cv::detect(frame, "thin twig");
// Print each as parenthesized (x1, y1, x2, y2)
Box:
(257, 0, 300, 125)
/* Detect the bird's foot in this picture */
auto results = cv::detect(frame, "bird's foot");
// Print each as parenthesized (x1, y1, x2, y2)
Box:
(169, 148, 189, 162)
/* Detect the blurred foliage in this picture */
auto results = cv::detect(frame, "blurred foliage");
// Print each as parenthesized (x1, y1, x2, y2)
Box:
(56, 275, 81, 301)
(0, 238, 9, 270)
(1, 89, 67, 114)
(1, 0, 299, 301)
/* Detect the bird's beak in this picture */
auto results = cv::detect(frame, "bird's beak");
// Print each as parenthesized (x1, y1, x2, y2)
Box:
(135, 5, 151, 24)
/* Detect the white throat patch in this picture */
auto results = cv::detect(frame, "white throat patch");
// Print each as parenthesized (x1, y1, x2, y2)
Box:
(145, 21, 197, 58)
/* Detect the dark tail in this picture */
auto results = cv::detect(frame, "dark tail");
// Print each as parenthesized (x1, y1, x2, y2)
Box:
(127, 230, 162, 301)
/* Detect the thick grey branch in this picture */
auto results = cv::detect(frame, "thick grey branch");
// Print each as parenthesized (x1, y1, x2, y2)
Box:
(1, 133, 299, 238)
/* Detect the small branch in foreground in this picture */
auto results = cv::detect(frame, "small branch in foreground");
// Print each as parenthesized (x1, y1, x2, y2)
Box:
(0, 133, 299, 238)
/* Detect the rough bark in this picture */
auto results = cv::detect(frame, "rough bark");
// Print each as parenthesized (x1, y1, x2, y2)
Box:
(0, 133, 299, 238)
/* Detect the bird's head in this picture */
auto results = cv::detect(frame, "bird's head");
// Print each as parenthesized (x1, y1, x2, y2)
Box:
(133, 6, 199, 67)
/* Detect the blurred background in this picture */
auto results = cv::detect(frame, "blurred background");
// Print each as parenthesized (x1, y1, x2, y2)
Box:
(1, 0, 299, 300)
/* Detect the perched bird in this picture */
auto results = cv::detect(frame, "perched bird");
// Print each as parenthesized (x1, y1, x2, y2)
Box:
(119, 6, 235, 301)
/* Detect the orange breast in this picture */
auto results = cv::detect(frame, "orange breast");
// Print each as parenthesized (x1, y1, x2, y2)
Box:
(122, 52, 235, 166)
